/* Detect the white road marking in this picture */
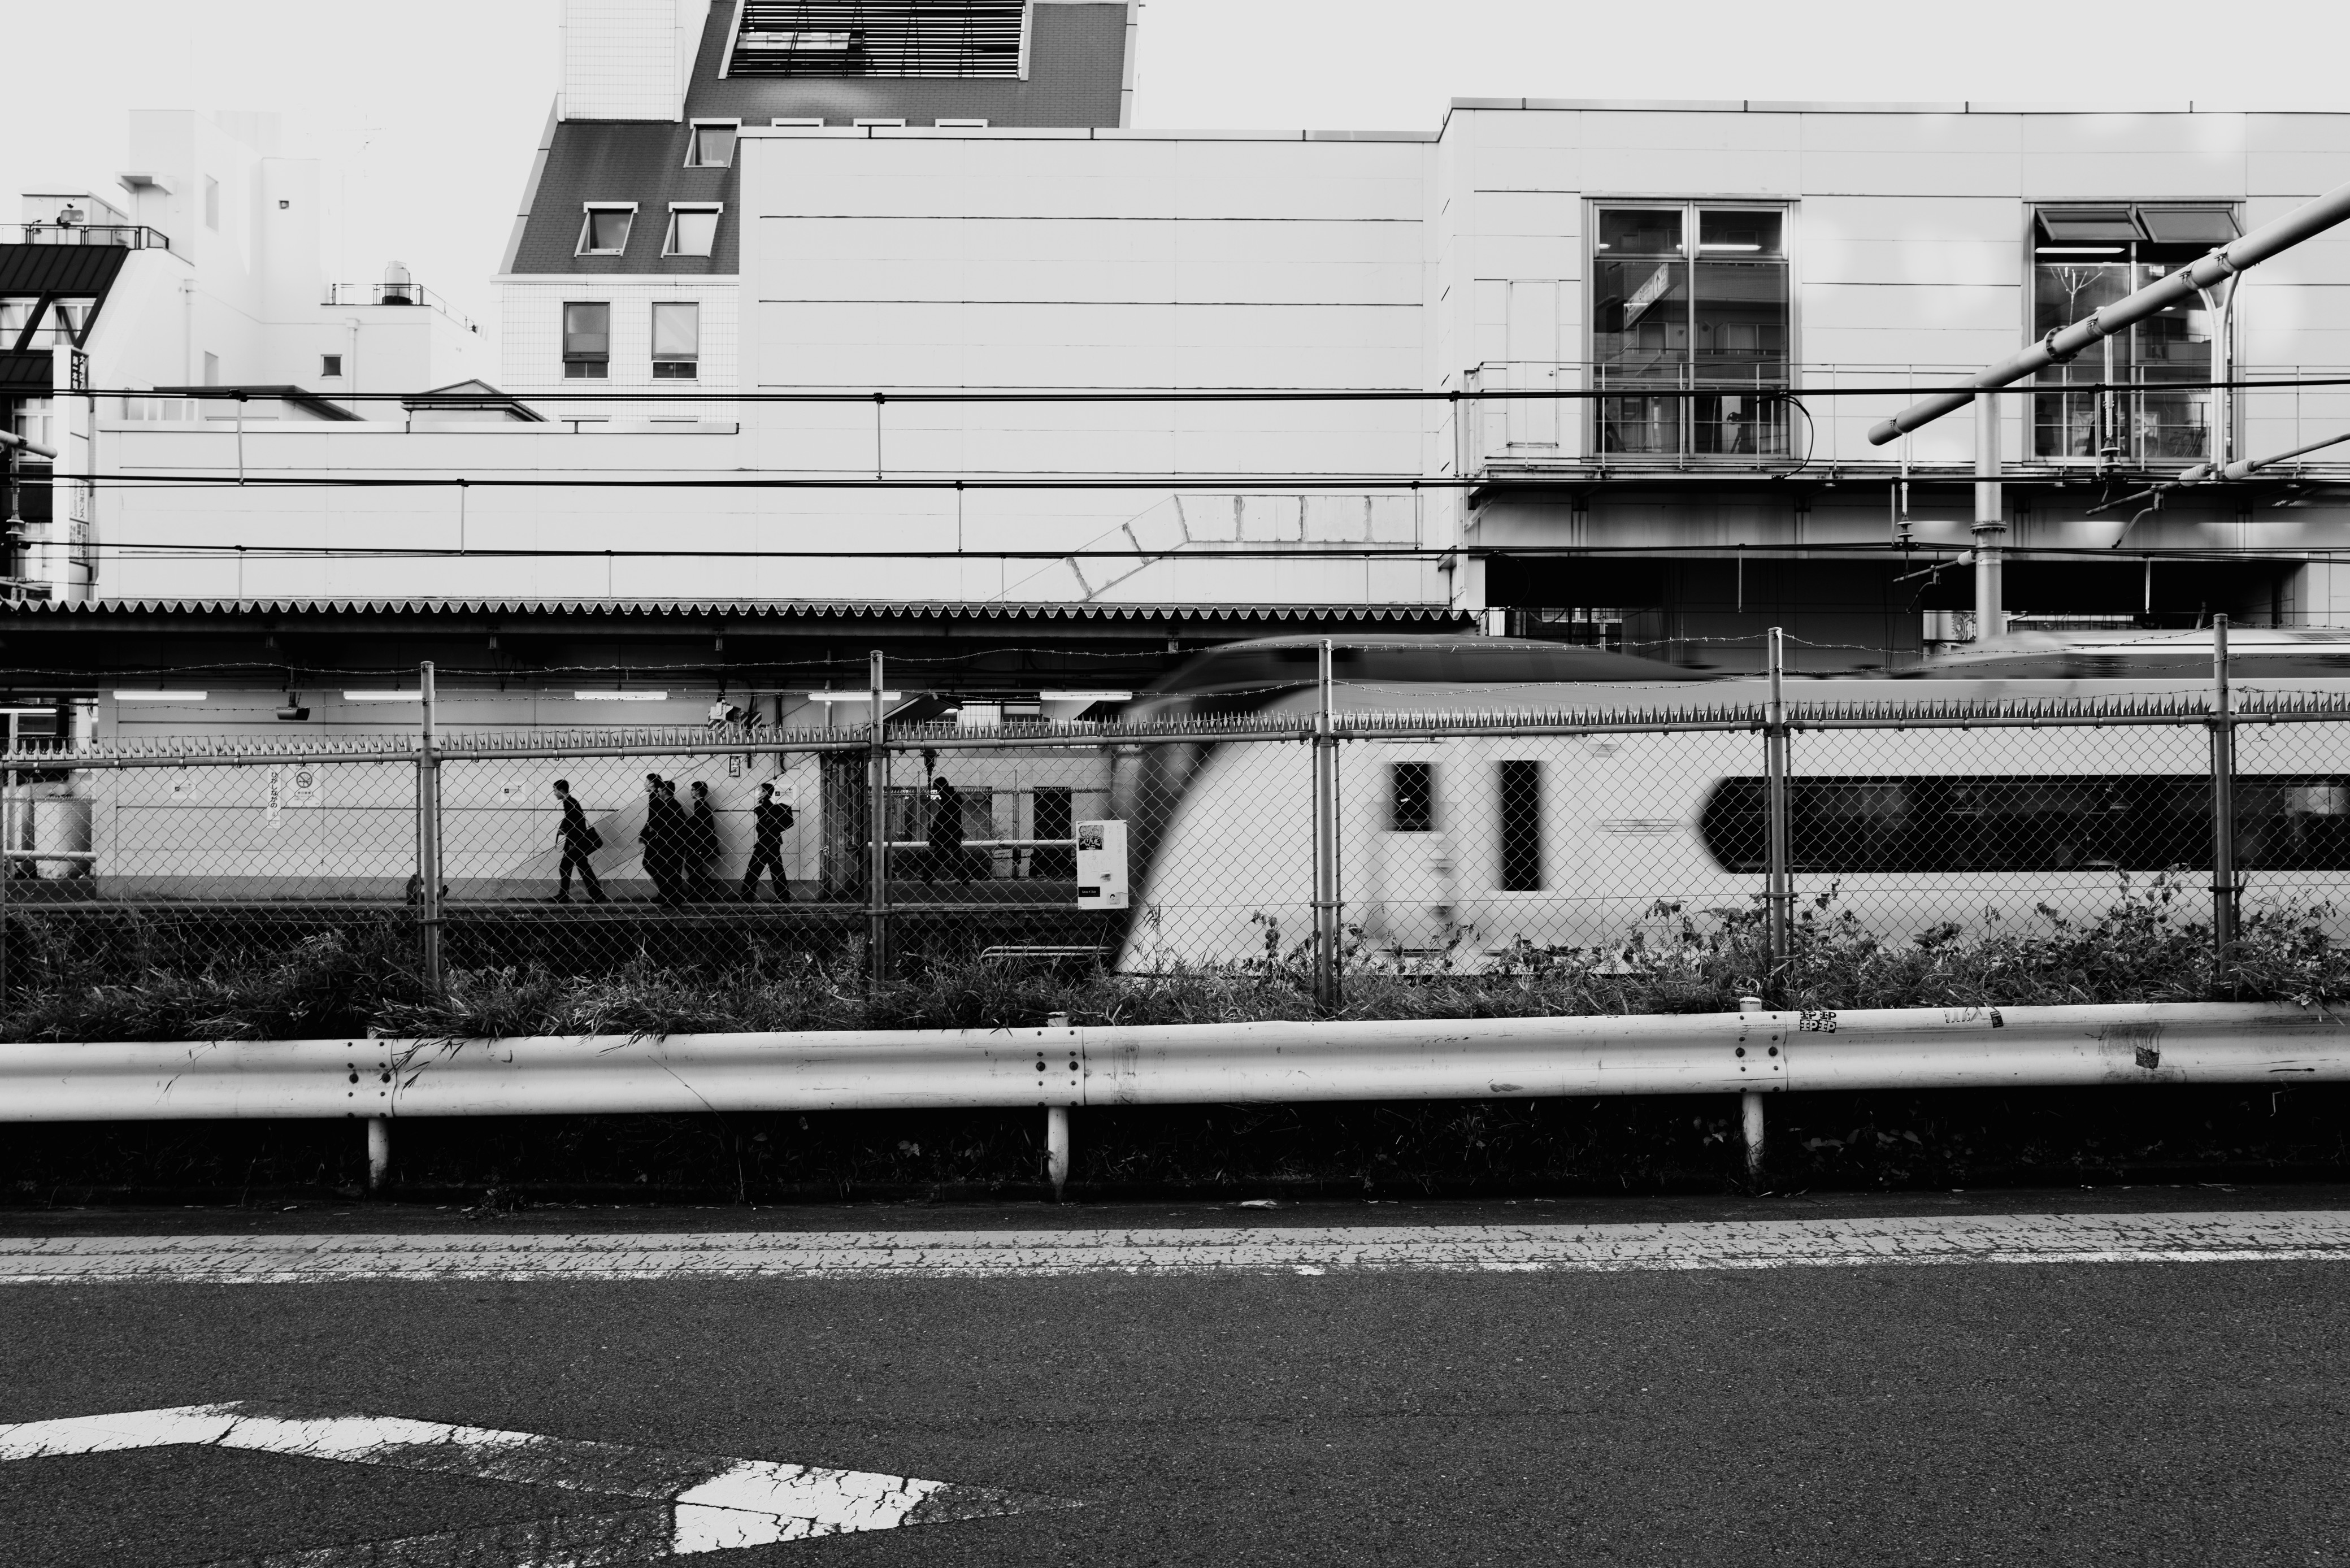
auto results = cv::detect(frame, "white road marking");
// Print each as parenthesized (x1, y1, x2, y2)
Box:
(0, 1402, 1066, 1565)
(1, 1212, 2347, 1284)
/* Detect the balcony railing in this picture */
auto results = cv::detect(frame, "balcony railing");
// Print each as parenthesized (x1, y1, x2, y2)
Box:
(1459, 361, 2350, 482)
(1, 223, 171, 251)
(322, 280, 475, 332)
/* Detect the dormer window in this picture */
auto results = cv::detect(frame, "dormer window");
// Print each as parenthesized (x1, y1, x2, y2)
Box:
(687, 122, 739, 168)
(576, 204, 636, 257)
(664, 203, 722, 258)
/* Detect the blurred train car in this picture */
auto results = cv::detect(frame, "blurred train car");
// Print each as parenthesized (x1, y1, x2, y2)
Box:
(1108, 631, 2350, 971)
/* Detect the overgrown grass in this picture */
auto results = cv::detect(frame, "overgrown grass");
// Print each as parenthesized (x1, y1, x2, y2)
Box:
(5, 874, 2345, 1044)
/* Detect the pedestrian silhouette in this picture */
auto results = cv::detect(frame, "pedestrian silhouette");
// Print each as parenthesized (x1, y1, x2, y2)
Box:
(687, 780, 720, 900)
(927, 775, 967, 883)
(741, 781, 795, 902)
(551, 779, 607, 904)
(639, 774, 686, 904)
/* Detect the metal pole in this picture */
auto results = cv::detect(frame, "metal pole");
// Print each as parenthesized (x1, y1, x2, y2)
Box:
(0, 783, 11, 1006)
(416, 662, 442, 996)
(1870, 172, 2350, 444)
(1045, 1104, 1070, 1200)
(1973, 392, 2003, 641)
(1763, 628, 1792, 996)
(1313, 637, 1339, 1011)
(367, 1117, 391, 1192)
(2211, 615, 2238, 971)
(865, 649, 889, 987)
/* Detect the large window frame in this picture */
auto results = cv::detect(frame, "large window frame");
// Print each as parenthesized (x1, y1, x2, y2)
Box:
(2029, 203, 2242, 468)
(561, 301, 611, 380)
(650, 300, 700, 380)
(1589, 201, 1794, 463)
(575, 203, 637, 258)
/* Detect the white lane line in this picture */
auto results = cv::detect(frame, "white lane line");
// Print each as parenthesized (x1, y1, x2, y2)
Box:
(0, 1402, 1067, 1565)
(2, 1212, 2348, 1283)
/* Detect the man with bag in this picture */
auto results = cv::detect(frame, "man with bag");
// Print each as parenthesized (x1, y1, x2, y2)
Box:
(742, 781, 794, 902)
(550, 779, 609, 903)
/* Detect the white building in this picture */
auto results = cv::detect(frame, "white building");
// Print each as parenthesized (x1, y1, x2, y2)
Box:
(2, 110, 488, 601)
(17, 2, 2350, 675)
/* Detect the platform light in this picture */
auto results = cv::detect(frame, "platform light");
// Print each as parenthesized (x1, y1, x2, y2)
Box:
(802, 691, 902, 702)
(344, 690, 423, 702)
(114, 690, 208, 702)
(574, 690, 668, 701)
(1039, 690, 1132, 703)
(2035, 246, 2124, 255)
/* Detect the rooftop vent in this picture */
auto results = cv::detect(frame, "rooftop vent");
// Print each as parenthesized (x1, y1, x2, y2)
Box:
(727, 1, 1027, 79)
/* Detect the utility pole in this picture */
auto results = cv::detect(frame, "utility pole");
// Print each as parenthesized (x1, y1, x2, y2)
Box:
(866, 650, 890, 987)
(1973, 392, 2003, 640)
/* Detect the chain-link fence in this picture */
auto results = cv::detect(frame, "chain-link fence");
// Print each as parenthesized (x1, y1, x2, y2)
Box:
(8, 658, 2350, 1009)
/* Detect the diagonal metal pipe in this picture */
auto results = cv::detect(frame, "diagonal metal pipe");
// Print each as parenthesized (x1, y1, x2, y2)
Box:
(1868, 177, 2350, 446)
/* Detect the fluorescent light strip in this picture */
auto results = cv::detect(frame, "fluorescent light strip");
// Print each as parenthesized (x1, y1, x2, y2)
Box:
(344, 691, 422, 702)
(2036, 246, 2124, 255)
(574, 690, 668, 701)
(1698, 242, 1761, 251)
(114, 690, 207, 702)
(803, 692, 902, 702)
(1039, 691, 1132, 702)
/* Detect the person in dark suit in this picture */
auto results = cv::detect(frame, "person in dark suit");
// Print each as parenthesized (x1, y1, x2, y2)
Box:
(550, 779, 607, 903)
(686, 780, 721, 900)
(741, 781, 794, 902)
(640, 774, 685, 904)
(927, 775, 967, 883)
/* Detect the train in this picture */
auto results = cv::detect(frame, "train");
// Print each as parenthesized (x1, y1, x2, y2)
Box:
(1106, 630, 2350, 971)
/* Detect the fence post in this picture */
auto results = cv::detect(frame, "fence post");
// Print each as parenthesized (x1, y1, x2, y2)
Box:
(1763, 627, 1792, 997)
(2210, 614, 2238, 975)
(865, 649, 891, 988)
(1313, 637, 1340, 1011)
(0, 784, 11, 1006)
(416, 661, 443, 997)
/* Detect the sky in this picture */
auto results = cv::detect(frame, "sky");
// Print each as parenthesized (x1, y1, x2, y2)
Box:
(2, 0, 2343, 354)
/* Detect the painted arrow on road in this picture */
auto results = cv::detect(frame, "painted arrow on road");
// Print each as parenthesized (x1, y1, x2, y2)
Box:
(0, 1401, 1076, 1565)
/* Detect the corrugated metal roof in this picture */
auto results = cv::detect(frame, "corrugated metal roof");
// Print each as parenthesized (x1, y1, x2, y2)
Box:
(18, 597, 1467, 622)
(0, 242, 129, 299)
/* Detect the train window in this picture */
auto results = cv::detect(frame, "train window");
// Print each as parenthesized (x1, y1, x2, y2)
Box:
(1498, 761, 1543, 889)
(1391, 761, 1434, 832)
(1699, 775, 2350, 873)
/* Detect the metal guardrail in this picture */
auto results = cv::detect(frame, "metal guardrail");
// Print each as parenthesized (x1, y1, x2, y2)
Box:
(4, 1001, 2342, 1195)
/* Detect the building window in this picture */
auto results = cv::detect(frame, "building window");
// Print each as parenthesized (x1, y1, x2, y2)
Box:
(935, 118, 989, 128)
(562, 302, 610, 379)
(202, 351, 220, 386)
(204, 176, 220, 231)
(1497, 761, 1542, 891)
(2031, 205, 2242, 466)
(770, 118, 824, 127)
(687, 122, 739, 167)
(1391, 762, 1434, 833)
(576, 206, 635, 257)
(320, 354, 342, 379)
(853, 118, 906, 128)
(1592, 204, 1791, 461)
(650, 301, 700, 379)
(664, 205, 722, 258)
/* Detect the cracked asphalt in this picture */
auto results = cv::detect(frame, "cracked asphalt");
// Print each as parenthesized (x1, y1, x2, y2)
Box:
(3, 1188, 2347, 1565)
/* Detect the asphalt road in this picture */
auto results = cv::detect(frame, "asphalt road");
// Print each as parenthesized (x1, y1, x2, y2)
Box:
(4, 1191, 2348, 1566)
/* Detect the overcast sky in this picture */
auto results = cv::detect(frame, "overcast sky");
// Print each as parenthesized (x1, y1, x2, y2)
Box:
(2, 0, 2342, 357)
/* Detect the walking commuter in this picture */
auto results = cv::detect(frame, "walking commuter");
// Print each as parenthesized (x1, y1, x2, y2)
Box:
(927, 775, 967, 883)
(741, 781, 794, 902)
(550, 779, 607, 904)
(640, 774, 685, 904)
(686, 780, 721, 899)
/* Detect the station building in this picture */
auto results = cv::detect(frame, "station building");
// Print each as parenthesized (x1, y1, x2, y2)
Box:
(7, 0, 2350, 745)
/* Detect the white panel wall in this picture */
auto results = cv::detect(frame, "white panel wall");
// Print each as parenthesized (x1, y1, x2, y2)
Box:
(560, 0, 696, 122)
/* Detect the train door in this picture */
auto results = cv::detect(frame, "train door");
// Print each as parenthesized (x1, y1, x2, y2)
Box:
(1363, 746, 1461, 959)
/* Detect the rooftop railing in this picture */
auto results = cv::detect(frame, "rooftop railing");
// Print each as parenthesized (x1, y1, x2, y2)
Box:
(322, 280, 476, 333)
(1, 223, 171, 251)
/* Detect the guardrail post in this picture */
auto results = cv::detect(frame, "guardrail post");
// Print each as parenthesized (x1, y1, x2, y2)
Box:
(416, 662, 444, 997)
(1763, 627, 1792, 999)
(1737, 996, 1766, 1180)
(1313, 637, 1341, 1011)
(865, 650, 891, 988)
(2210, 615, 2238, 977)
